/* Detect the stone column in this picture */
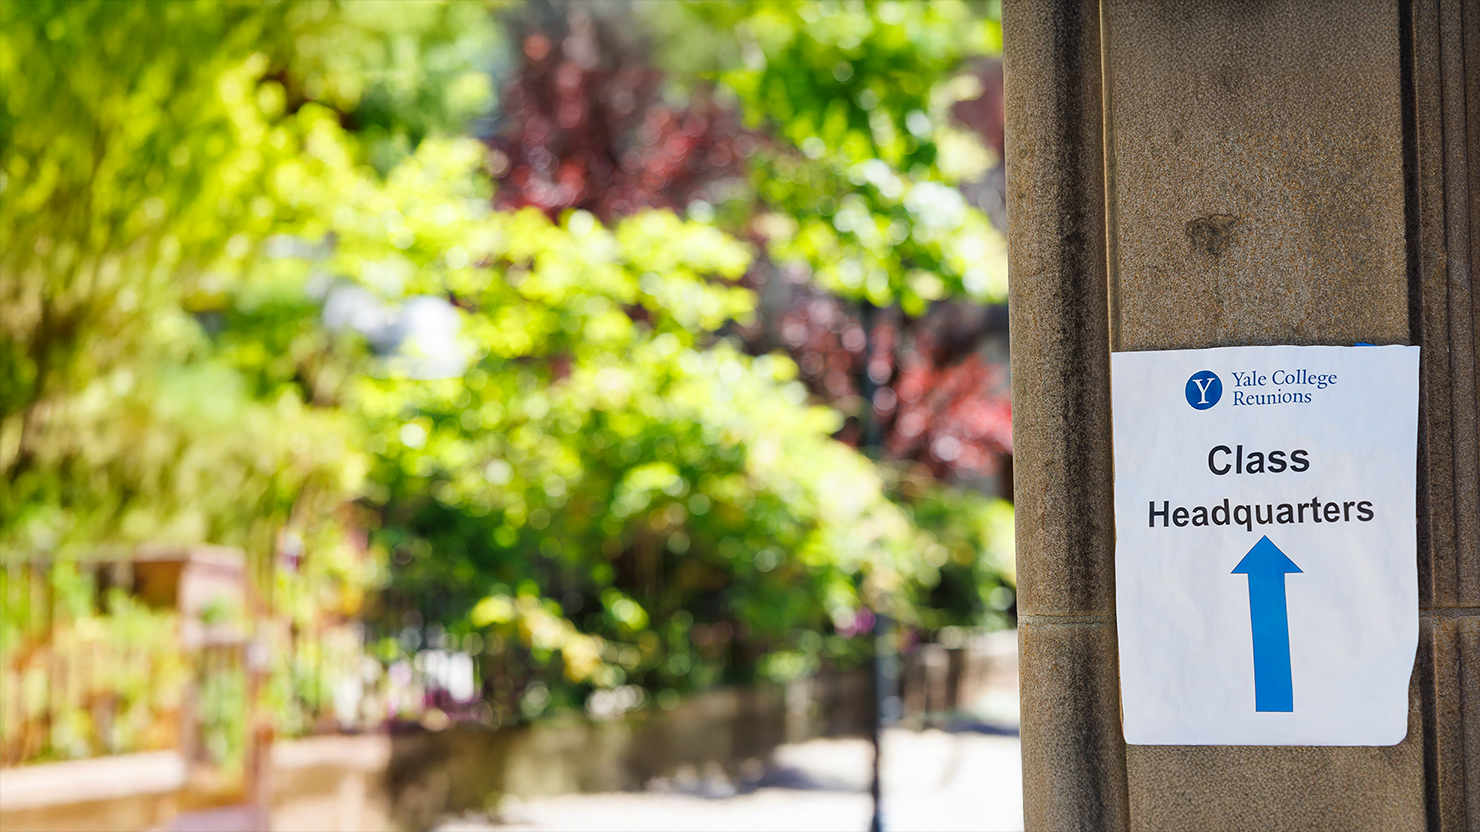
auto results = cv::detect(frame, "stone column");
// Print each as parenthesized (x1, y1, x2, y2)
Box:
(1004, 0, 1479, 829)
(1003, 1, 1129, 830)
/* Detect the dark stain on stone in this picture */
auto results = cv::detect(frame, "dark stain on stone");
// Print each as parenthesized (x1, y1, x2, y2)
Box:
(1185, 214, 1241, 256)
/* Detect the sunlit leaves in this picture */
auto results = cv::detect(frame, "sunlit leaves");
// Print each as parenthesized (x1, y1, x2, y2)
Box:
(661, 0, 1008, 311)
(696, 0, 998, 170)
(1, 0, 1016, 719)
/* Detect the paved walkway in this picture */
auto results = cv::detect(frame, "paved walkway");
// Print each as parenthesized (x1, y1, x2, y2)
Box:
(438, 726, 1023, 832)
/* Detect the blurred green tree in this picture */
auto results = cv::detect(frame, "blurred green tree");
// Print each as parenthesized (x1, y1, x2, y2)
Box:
(1, 0, 1015, 733)
(0, 0, 498, 741)
(657, 0, 1008, 313)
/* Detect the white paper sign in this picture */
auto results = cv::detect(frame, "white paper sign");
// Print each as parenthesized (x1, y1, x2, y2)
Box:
(1111, 345, 1419, 746)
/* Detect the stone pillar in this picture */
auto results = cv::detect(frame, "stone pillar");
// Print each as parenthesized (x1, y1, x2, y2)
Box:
(1003, 2, 1129, 830)
(1004, 0, 1479, 830)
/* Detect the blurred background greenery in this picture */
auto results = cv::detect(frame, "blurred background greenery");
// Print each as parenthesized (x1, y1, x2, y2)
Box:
(0, 0, 1011, 763)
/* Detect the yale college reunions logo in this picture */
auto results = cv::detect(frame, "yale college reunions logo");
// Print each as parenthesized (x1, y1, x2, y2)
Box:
(1185, 370, 1222, 410)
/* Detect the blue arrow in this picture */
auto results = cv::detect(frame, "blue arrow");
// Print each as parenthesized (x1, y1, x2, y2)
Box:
(1231, 536, 1302, 712)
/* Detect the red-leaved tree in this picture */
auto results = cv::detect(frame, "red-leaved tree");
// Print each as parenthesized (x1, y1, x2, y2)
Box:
(487, 4, 1012, 484)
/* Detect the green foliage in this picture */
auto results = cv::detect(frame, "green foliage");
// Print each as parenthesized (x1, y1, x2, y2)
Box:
(198, 664, 248, 773)
(1, 1, 349, 558)
(890, 469, 1016, 631)
(1, 0, 1014, 733)
(0, 565, 188, 762)
(360, 202, 919, 690)
(680, 0, 996, 171)
(657, 0, 1007, 313)
(0, 0, 488, 743)
(271, 0, 501, 173)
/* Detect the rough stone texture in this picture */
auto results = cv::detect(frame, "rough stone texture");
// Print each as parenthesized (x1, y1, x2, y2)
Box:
(1017, 620, 1128, 832)
(1009, 0, 1479, 829)
(1454, 0, 1478, 513)
(1097, 2, 1433, 829)
(1423, 616, 1480, 832)
(1004, 0, 1117, 621)
(1104, 0, 1410, 352)
(1125, 664, 1427, 832)
(1409, 0, 1450, 618)
(1004, 1, 1128, 828)
(1410, 0, 1480, 613)
(1426, 616, 1480, 830)
(1409, 0, 1480, 828)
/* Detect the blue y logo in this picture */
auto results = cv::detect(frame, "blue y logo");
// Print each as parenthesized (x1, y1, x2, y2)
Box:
(1185, 370, 1222, 410)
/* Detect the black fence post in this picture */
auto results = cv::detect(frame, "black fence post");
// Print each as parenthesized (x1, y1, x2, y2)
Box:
(870, 611, 897, 832)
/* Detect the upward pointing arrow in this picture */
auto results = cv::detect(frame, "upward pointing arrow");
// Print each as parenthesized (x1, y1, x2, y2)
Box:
(1232, 536, 1302, 712)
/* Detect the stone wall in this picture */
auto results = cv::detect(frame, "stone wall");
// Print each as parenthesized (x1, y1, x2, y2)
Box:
(1, 635, 1019, 831)
(0, 751, 184, 832)
(1004, 1, 1479, 830)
